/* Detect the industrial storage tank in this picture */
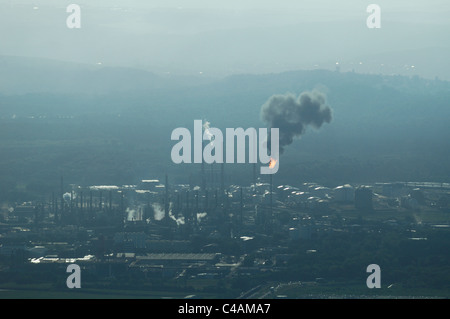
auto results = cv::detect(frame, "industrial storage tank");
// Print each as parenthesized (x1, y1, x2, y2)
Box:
(312, 186, 331, 199)
(333, 184, 355, 202)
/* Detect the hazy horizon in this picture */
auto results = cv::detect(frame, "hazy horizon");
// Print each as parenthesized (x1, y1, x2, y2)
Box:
(1, 0, 449, 79)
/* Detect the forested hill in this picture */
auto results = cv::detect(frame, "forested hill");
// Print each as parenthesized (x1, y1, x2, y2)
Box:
(1, 58, 449, 201)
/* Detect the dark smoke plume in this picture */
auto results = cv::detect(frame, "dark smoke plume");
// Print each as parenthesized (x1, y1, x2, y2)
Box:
(261, 90, 332, 153)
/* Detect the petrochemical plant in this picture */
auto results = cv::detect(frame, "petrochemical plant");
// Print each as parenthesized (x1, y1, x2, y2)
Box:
(1, 165, 449, 297)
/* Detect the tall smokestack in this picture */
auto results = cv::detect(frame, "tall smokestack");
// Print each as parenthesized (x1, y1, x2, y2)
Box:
(109, 190, 112, 213)
(52, 191, 57, 222)
(201, 161, 206, 191)
(74, 191, 79, 225)
(260, 90, 332, 220)
(120, 191, 124, 225)
(270, 174, 273, 219)
(185, 190, 190, 224)
(252, 130, 257, 187)
(89, 190, 93, 219)
(195, 190, 199, 226)
(146, 192, 151, 220)
(70, 189, 74, 215)
(60, 176, 64, 218)
(80, 191, 84, 225)
(204, 189, 209, 212)
(240, 187, 243, 225)
(202, 120, 213, 191)
(176, 192, 181, 214)
(214, 189, 218, 208)
(210, 163, 214, 188)
(221, 163, 224, 197)
(165, 174, 169, 219)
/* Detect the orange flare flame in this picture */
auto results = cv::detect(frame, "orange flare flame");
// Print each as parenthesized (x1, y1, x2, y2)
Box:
(269, 158, 277, 169)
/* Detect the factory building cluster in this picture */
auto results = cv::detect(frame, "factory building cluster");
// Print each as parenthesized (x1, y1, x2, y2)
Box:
(0, 170, 449, 288)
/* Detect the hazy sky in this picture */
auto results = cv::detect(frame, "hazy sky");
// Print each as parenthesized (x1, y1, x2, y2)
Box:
(1, 0, 449, 78)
